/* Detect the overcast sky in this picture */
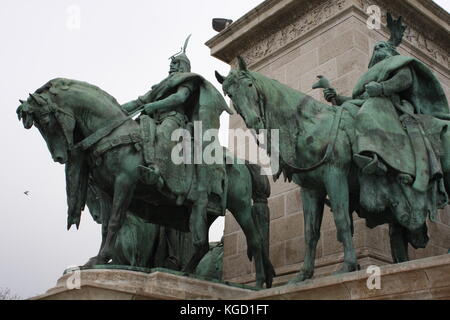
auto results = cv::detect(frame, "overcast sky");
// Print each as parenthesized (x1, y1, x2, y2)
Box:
(0, 0, 448, 299)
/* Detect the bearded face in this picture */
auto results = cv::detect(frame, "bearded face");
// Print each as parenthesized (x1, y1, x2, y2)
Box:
(368, 41, 398, 68)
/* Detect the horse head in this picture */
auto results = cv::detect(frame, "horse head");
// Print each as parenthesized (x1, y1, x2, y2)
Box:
(17, 92, 73, 164)
(215, 56, 264, 132)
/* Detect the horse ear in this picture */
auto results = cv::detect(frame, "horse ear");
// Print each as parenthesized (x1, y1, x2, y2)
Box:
(237, 56, 247, 71)
(29, 93, 46, 105)
(215, 71, 225, 84)
(17, 101, 34, 129)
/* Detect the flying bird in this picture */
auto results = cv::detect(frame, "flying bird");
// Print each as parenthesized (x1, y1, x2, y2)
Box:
(24, 191, 30, 196)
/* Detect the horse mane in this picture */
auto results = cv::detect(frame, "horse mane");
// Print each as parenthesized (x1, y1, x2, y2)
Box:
(36, 78, 122, 110)
(247, 70, 333, 118)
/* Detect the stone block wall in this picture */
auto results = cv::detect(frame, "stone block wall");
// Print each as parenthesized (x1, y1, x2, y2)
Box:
(207, 0, 450, 286)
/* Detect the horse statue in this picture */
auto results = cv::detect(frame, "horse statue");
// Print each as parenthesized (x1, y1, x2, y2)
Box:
(215, 55, 450, 283)
(17, 78, 275, 288)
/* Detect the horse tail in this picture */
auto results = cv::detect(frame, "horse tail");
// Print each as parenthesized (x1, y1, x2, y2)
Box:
(245, 162, 276, 287)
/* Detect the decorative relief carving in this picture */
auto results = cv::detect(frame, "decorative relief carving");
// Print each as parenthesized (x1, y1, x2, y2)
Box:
(239, 0, 349, 67)
(238, 0, 448, 69)
(356, 0, 449, 68)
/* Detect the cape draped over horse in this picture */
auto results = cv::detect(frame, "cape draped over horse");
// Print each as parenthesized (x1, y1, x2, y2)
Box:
(17, 78, 275, 288)
(215, 57, 450, 283)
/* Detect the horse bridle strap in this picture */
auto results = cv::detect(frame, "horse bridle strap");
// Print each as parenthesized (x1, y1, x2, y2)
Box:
(92, 130, 142, 158)
(73, 117, 132, 152)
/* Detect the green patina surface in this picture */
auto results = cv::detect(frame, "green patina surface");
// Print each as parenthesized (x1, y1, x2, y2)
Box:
(17, 36, 274, 288)
(216, 13, 449, 284)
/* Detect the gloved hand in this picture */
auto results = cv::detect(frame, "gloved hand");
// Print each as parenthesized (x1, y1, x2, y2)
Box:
(365, 81, 383, 97)
(323, 88, 337, 102)
(121, 101, 139, 115)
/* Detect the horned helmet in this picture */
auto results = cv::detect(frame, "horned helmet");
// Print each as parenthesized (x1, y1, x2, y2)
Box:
(169, 34, 192, 73)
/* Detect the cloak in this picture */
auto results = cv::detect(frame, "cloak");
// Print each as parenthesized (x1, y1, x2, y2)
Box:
(348, 55, 449, 182)
(143, 72, 232, 211)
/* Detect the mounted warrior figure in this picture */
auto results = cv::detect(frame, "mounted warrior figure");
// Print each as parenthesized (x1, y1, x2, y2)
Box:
(121, 35, 233, 267)
(323, 14, 450, 260)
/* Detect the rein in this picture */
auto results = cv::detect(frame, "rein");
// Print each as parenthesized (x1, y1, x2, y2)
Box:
(72, 117, 133, 152)
(43, 95, 137, 154)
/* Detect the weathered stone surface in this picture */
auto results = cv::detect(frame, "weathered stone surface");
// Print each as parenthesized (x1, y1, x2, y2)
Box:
(268, 194, 285, 220)
(285, 188, 302, 215)
(246, 255, 450, 300)
(32, 269, 255, 300)
(223, 232, 238, 257)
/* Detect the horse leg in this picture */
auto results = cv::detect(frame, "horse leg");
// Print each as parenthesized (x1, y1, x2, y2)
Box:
(85, 174, 136, 267)
(231, 202, 268, 288)
(389, 221, 409, 263)
(98, 208, 111, 259)
(288, 187, 325, 284)
(325, 167, 359, 274)
(226, 164, 270, 288)
(182, 192, 210, 274)
(440, 128, 450, 195)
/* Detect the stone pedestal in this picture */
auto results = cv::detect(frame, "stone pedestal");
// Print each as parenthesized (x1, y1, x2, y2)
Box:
(31, 268, 255, 300)
(33, 255, 450, 300)
(247, 254, 450, 300)
(206, 0, 450, 286)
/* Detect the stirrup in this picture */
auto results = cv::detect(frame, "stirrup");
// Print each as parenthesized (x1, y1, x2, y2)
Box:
(353, 154, 387, 175)
(138, 165, 161, 185)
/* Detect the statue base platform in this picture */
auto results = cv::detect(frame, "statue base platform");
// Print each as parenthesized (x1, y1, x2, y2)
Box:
(31, 267, 257, 300)
(32, 255, 450, 300)
(247, 254, 450, 300)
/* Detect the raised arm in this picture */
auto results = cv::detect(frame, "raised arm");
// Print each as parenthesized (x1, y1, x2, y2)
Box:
(142, 85, 191, 115)
(365, 66, 413, 97)
(121, 90, 152, 115)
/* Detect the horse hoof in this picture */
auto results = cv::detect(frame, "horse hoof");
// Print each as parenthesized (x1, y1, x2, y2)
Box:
(82, 257, 98, 268)
(333, 263, 360, 275)
(83, 255, 108, 268)
(287, 270, 313, 285)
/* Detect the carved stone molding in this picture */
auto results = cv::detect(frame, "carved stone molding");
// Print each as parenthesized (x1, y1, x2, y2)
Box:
(212, 0, 449, 70)
(236, 0, 350, 67)
(355, 0, 449, 69)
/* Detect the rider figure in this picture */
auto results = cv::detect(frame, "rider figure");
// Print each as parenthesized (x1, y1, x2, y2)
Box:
(322, 14, 449, 194)
(121, 36, 195, 196)
(121, 36, 231, 256)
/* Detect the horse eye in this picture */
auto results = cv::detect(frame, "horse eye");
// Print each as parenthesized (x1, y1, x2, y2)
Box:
(248, 83, 253, 87)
